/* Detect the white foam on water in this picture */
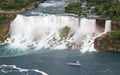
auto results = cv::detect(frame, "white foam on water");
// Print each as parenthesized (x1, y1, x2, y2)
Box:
(80, 34, 96, 53)
(0, 65, 48, 75)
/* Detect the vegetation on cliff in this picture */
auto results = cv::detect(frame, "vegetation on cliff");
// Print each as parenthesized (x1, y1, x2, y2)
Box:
(94, 32, 120, 52)
(65, 2, 82, 15)
(0, 0, 45, 10)
(65, 0, 120, 22)
(110, 29, 120, 40)
(86, 0, 120, 21)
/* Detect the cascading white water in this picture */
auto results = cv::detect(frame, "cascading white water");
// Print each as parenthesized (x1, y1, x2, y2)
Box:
(6, 14, 111, 53)
(105, 20, 111, 32)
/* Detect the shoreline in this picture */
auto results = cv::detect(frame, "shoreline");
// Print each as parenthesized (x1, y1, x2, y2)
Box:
(0, 1, 41, 14)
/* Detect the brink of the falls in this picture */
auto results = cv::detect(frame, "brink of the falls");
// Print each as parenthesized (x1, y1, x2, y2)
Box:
(5, 14, 111, 53)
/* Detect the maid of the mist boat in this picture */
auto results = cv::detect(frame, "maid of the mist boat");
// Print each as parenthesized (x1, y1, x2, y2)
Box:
(68, 61, 81, 66)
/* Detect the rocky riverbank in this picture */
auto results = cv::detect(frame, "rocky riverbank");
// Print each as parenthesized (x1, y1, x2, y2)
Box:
(94, 32, 120, 52)
(0, 14, 16, 43)
(94, 20, 120, 52)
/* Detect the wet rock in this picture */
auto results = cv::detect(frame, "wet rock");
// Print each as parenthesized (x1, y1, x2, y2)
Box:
(59, 26, 71, 38)
(96, 18, 106, 27)
(96, 18, 106, 32)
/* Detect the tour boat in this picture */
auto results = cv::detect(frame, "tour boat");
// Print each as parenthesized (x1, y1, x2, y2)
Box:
(68, 61, 81, 66)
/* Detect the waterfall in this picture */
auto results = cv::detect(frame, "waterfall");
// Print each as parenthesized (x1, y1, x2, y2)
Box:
(6, 14, 111, 52)
(105, 20, 111, 32)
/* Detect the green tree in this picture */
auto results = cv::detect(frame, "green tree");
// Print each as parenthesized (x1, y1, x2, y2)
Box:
(65, 2, 81, 15)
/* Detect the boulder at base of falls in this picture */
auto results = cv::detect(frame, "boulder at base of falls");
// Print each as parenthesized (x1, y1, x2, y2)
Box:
(94, 32, 120, 52)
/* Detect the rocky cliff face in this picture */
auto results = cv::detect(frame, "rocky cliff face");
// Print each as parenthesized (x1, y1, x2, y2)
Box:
(0, 14, 16, 43)
(94, 32, 120, 52)
(96, 18, 106, 32)
(94, 19, 120, 52)
(96, 18, 106, 27)
(111, 21, 120, 30)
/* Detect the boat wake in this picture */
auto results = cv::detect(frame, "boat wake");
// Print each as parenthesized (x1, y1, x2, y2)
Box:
(0, 65, 48, 75)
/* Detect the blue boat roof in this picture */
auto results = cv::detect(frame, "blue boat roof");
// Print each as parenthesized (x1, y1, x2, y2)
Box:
(71, 61, 78, 63)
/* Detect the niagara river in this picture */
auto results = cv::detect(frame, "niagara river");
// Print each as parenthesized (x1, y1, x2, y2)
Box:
(0, 0, 120, 75)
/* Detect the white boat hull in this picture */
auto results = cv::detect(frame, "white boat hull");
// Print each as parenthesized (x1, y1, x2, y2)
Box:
(68, 63, 81, 66)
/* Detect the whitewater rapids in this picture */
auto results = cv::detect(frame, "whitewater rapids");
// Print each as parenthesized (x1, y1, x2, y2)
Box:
(5, 15, 111, 53)
(0, 65, 48, 75)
